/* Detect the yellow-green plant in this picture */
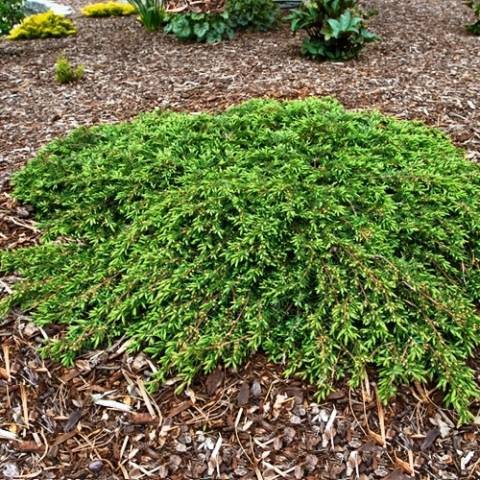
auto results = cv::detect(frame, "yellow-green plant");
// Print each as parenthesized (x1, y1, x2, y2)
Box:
(8, 11, 76, 40)
(81, 1, 136, 17)
(55, 55, 85, 84)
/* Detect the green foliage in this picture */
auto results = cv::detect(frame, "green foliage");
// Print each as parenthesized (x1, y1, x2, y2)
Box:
(227, 0, 281, 32)
(54, 55, 85, 84)
(164, 11, 234, 43)
(2, 98, 480, 422)
(8, 11, 76, 40)
(81, 1, 136, 17)
(466, 0, 480, 34)
(164, 0, 280, 43)
(0, 0, 24, 36)
(289, 0, 378, 60)
(127, 0, 165, 31)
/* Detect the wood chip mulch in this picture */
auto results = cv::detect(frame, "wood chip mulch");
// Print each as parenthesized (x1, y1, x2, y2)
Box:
(1, 0, 480, 478)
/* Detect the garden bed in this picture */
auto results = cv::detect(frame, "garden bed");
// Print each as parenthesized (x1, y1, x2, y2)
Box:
(1, 0, 480, 479)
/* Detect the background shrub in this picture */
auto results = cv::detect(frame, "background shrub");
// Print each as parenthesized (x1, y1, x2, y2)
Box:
(81, 1, 136, 17)
(127, 0, 165, 31)
(8, 11, 76, 40)
(466, 0, 480, 34)
(164, 0, 280, 43)
(0, 0, 24, 35)
(226, 0, 281, 32)
(289, 0, 377, 60)
(2, 98, 480, 422)
(55, 55, 85, 84)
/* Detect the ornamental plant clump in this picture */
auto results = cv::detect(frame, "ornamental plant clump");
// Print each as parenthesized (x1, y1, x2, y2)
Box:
(289, 0, 378, 60)
(127, 0, 165, 31)
(0, 0, 24, 36)
(164, 11, 235, 43)
(54, 55, 85, 84)
(466, 0, 480, 34)
(226, 0, 281, 32)
(8, 11, 76, 40)
(164, 0, 280, 43)
(81, 1, 136, 17)
(2, 98, 480, 421)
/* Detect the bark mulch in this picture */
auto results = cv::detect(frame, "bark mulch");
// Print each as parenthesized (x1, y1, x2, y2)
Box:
(1, 0, 480, 478)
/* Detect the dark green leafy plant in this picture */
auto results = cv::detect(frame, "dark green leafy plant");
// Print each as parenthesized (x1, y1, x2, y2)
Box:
(128, 0, 165, 31)
(55, 55, 85, 84)
(289, 0, 378, 60)
(164, 0, 280, 43)
(466, 0, 480, 34)
(164, 11, 234, 43)
(227, 0, 281, 32)
(0, 0, 24, 35)
(2, 98, 480, 422)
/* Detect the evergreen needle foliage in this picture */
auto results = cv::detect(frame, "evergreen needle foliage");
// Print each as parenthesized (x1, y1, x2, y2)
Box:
(54, 55, 85, 84)
(8, 11, 76, 40)
(2, 98, 480, 421)
(81, 1, 137, 17)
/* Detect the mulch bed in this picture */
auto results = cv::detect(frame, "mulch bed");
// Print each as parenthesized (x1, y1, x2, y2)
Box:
(1, 0, 480, 478)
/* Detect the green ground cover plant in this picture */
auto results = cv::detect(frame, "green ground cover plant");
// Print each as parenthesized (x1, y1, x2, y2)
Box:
(0, 0, 24, 35)
(2, 98, 480, 421)
(81, 1, 137, 17)
(289, 0, 377, 60)
(8, 11, 76, 40)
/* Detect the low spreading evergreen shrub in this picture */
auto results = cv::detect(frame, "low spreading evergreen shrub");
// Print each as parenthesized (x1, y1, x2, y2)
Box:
(289, 0, 377, 60)
(0, 0, 24, 36)
(2, 98, 480, 421)
(81, 1, 136, 17)
(8, 11, 76, 40)
(466, 0, 480, 34)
